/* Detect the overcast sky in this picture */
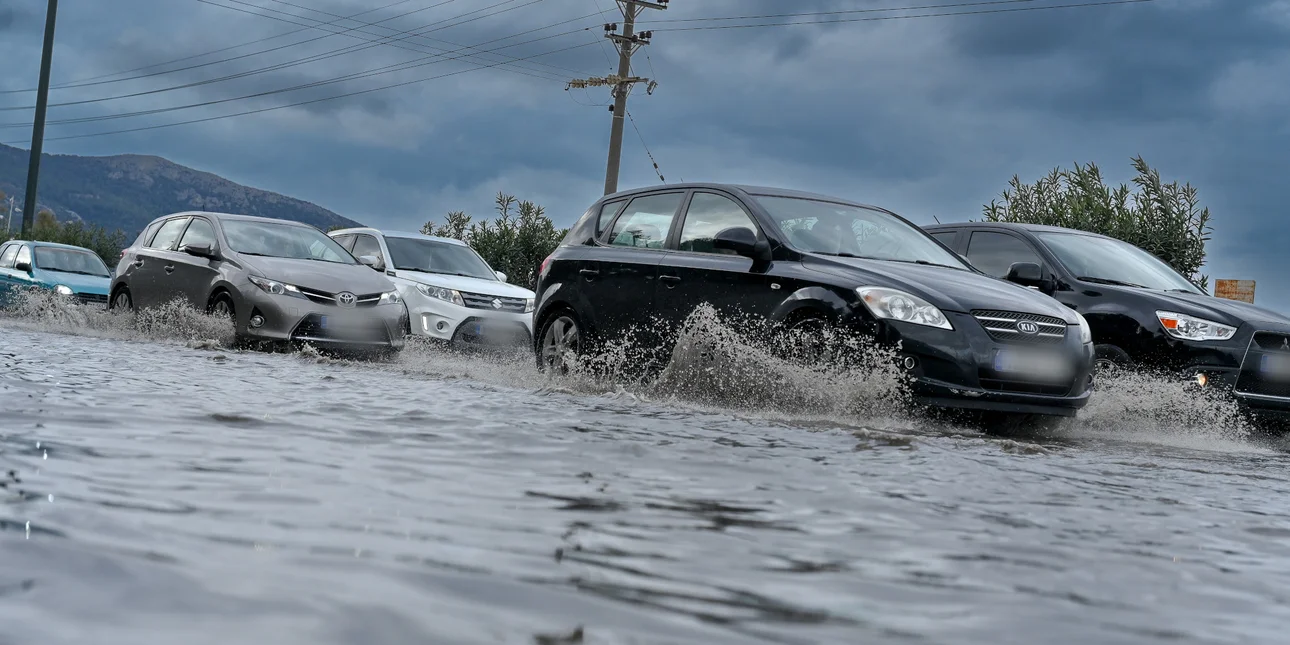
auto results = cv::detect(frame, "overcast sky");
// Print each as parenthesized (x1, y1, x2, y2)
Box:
(1, 0, 1287, 310)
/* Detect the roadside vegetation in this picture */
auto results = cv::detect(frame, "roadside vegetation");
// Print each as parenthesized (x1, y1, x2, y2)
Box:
(0, 205, 129, 267)
(980, 156, 1213, 289)
(420, 192, 566, 290)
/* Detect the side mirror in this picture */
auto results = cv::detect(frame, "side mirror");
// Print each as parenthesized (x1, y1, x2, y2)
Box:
(14, 260, 31, 273)
(358, 255, 384, 271)
(181, 243, 217, 259)
(494, 270, 508, 282)
(1005, 261, 1054, 293)
(712, 227, 772, 262)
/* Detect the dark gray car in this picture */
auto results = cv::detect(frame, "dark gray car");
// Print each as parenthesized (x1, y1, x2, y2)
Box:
(109, 211, 407, 352)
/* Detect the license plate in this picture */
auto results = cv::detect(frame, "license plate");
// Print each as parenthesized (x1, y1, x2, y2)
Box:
(1261, 354, 1290, 378)
(993, 349, 1072, 380)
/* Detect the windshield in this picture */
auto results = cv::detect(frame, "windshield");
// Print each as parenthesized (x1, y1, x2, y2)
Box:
(223, 220, 355, 264)
(33, 247, 111, 277)
(1036, 232, 1203, 294)
(385, 236, 497, 280)
(753, 195, 970, 269)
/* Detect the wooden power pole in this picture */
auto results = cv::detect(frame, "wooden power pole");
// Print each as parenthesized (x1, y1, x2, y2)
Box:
(568, 0, 666, 196)
(21, 0, 60, 237)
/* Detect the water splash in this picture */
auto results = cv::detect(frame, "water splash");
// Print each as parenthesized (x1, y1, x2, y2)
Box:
(0, 287, 233, 347)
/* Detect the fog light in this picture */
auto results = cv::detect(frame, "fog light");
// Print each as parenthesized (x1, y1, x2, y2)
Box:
(1194, 372, 1208, 387)
(902, 356, 918, 370)
(249, 315, 265, 328)
(436, 321, 449, 332)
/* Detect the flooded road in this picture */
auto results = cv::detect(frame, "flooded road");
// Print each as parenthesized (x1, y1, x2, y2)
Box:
(3, 299, 1290, 645)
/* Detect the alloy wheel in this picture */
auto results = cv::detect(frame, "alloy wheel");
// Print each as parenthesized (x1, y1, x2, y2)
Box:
(540, 314, 580, 374)
(111, 290, 132, 312)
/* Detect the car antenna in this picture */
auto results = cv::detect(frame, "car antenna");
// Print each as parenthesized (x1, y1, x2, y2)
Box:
(933, 215, 942, 223)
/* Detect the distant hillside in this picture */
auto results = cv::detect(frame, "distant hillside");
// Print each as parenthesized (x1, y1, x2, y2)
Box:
(0, 143, 362, 237)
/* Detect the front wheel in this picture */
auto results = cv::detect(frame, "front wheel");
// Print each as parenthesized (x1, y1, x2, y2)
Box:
(1094, 344, 1132, 375)
(537, 310, 581, 374)
(109, 287, 133, 312)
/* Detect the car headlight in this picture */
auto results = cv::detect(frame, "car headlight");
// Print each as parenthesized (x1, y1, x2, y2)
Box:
(856, 286, 952, 330)
(54, 284, 73, 296)
(416, 283, 465, 307)
(524, 297, 535, 313)
(1156, 310, 1236, 342)
(248, 275, 303, 297)
(379, 290, 402, 305)
(1073, 310, 1092, 344)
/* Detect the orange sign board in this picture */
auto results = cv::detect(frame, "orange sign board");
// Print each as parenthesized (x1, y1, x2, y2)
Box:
(1214, 279, 1256, 304)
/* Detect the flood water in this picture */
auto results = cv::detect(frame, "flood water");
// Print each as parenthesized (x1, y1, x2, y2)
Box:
(3, 293, 1290, 645)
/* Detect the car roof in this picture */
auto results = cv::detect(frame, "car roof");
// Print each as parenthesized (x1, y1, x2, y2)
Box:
(151, 210, 314, 227)
(327, 226, 469, 247)
(601, 182, 892, 212)
(922, 221, 1114, 240)
(2, 239, 98, 252)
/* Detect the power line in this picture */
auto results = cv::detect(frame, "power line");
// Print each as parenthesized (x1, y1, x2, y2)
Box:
(202, 0, 588, 77)
(0, 0, 435, 94)
(1, 40, 599, 146)
(0, 25, 596, 130)
(641, 0, 1044, 24)
(0, 1, 568, 114)
(626, 108, 669, 183)
(639, 0, 1155, 31)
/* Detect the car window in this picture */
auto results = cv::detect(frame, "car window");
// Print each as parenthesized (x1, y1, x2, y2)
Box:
(965, 231, 1044, 278)
(0, 244, 17, 268)
(678, 193, 759, 255)
(15, 244, 31, 268)
(34, 247, 112, 277)
(597, 199, 628, 237)
(607, 193, 683, 249)
(148, 218, 190, 251)
(139, 220, 164, 247)
(351, 234, 385, 265)
(179, 218, 216, 250)
(929, 231, 957, 248)
(332, 234, 356, 251)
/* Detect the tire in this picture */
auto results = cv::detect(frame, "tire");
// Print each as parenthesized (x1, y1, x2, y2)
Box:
(109, 286, 133, 312)
(208, 292, 236, 321)
(771, 311, 831, 367)
(1094, 343, 1131, 375)
(536, 308, 582, 374)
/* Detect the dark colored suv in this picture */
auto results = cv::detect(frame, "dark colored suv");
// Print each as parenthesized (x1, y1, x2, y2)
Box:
(533, 183, 1097, 419)
(923, 221, 1290, 420)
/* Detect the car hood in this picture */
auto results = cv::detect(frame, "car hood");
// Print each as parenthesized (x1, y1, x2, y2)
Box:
(395, 271, 535, 298)
(1096, 284, 1290, 328)
(240, 255, 394, 294)
(32, 269, 111, 293)
(803, 255, 1080, 324)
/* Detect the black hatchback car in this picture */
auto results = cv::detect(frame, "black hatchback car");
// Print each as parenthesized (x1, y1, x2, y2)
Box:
(923, 221, 1290, 420)
(533, 183, 1097, 419)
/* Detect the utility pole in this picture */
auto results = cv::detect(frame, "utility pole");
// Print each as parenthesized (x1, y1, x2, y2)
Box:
(6, 196, 15, 235)
(21, 0, 59, 237)
(567, 0, 667, 196)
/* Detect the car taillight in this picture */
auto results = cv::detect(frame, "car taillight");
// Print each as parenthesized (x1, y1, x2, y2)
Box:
(539, 254, 552, 276)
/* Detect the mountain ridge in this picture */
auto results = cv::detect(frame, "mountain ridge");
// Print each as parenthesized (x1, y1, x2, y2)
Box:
(0, 143, 362, 236)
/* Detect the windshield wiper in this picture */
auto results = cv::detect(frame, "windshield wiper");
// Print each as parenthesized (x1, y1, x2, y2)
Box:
(1077, 276, 1148, 289)
(43, 268, 107, 276)
(812, 251, 861, 258)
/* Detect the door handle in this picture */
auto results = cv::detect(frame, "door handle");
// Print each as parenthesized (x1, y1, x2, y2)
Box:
(132, 259, 144, 267)
(660, 274, 680, 287)
(164, 265, 175, 274)
(579, 268, 599, 277)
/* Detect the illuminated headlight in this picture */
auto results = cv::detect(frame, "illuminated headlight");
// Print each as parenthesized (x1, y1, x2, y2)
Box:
(856, 286, 952, 330)
(1073, 310, 1092, 344)
(379, 290, 402, 305)
(54, 284, 73, 296)
(416, 283, 465, 307)
(1156, 310, 1236, 342)
(524, 297, 535, 313)
(248, 275, 302, 297)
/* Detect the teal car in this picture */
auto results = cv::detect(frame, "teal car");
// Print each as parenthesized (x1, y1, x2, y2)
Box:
(0, 239, 112, 307)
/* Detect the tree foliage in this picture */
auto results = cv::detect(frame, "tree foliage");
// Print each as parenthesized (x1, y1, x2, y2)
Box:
(2, 208, 129, 267)
(421, 192, 567, 289)
(981, 156, 1213, 289)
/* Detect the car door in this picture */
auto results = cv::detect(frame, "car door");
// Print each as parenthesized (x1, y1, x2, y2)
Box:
(130, 216, 190, 309)
(170, 216, 222, 310)
(583, 190, 686, 343)
(0, 243, 18, 300)
(654, 190, 780, 337)
(963, 229, 1051, 286)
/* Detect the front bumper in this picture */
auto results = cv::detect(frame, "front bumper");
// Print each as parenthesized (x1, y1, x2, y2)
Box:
(1186, 327, 1290, 418)
(404, 290, 533, 348)
(234, 286, 407, 350)
(867, 310, 1096, 418)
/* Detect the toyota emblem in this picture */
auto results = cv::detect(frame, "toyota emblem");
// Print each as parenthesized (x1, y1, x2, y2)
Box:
(491, 298, 503, 310)
(337, 292, 357, 308)
(1016, 320, 1040, 335)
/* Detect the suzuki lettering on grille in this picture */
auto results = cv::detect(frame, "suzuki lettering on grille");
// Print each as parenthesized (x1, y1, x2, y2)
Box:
(491, 298, 502, 310)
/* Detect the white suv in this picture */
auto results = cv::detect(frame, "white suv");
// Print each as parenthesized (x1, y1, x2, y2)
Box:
(328, 228, 535, 347)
